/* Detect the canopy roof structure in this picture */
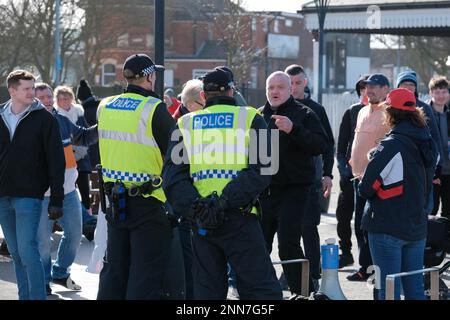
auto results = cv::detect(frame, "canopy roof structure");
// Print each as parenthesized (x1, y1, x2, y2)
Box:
(299, 0, 450, 37)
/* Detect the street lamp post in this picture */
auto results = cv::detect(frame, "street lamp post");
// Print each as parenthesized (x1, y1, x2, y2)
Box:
(314, 0, 330, 104)
(155, 0, 165, 97)
(54, 0, 61, 86)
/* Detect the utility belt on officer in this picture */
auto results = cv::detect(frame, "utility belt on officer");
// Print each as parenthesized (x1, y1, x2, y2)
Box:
(102, 175, 163, 222)
(103, 175, 163, 198)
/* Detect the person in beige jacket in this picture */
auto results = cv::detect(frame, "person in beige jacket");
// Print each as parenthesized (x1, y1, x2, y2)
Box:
(347, 74, 390, 284)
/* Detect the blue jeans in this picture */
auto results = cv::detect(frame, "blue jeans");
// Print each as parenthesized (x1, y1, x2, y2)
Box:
(368, 232, 426, 300)
(37, 190, 82, 282)
(0, 197, 46, 300)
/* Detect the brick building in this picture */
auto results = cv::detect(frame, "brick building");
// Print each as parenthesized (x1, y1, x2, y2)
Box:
(84, 0, 313, 92)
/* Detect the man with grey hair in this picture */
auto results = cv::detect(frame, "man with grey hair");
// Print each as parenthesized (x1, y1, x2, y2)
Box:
(172, 79, 205, 121)
(260, 71, 328, 298)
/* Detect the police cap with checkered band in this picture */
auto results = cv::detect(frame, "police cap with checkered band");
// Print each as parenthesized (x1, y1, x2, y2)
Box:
(122, 54, 164, 79)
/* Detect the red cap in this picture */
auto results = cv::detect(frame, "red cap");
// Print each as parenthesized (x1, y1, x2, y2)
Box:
(384, 88, 416, 111)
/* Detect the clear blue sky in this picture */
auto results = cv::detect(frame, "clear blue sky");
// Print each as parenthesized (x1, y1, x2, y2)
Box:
(241, 0, 310, 13)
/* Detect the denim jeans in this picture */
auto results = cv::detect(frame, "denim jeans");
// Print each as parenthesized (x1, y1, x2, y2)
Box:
(0, 197, 46, 300)
(37, 190, 82, 282)
(368, 232, 426, 300)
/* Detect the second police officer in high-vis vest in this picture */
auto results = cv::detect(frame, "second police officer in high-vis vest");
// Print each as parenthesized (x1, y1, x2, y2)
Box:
(163, 69, 282, 299)
(96, 54, 175, 299)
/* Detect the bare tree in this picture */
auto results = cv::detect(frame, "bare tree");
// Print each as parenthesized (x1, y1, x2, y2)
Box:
(374, 34, 450, 83)
(0, 0, 84, 85)
(0, 0, 33, 84)
(402, 36, 450, 81)
(78, 0, 132, 85)
(0, 0, 130, 86)
(196, 0, 265, 86)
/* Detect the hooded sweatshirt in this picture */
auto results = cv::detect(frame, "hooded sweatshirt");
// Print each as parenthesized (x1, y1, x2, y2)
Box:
(359, 120, 438, 241)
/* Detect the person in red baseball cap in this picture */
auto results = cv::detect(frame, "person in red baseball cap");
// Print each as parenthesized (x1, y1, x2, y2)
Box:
(384, 87, 417, 111)
(356, 87, 439, 300)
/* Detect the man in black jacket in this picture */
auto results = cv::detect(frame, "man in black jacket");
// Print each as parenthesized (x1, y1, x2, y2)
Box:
(0, 70, 65, 300)
(260, 71, 327, 297)
(285, 65, 335, 290)
(335, 74, 369, 268)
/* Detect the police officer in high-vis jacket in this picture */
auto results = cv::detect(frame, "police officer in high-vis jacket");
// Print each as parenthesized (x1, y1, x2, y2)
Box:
(163, 69, 282, 300)
(96, 54, 175, 299)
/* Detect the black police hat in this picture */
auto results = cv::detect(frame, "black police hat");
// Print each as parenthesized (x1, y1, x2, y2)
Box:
(123, 54, 164, 79)
(202, 69, 233, 92)
(215, 66, 235, 82)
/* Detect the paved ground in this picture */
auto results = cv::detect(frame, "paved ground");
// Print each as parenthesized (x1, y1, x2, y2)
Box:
(1, 166, 448, 300)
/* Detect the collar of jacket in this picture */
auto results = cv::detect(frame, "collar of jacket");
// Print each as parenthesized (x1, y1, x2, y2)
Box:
(125, 84, 160, 99)
(297, 96, 311, 105)
(369, 102, 383, 111)
(179, 104, 190, 116)
(263, 95, 296, 114)
(51, 108, 60, 116)
(204, 96, 236, 109)
(0, 99, 44, 115)
(428, 100, 449, 113)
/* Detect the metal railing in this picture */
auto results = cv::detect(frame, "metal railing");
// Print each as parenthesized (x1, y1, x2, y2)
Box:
(386, 267, 440, 300)
(272, 259, 310, 297)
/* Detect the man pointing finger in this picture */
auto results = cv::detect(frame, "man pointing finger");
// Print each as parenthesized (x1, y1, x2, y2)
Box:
(271, 115, 293, 133)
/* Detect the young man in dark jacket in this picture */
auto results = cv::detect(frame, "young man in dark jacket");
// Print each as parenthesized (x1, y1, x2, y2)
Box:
(0, 70, 65, 300)
(260, 71, 327, 298)
(427, 76, 450, 218)
(284, 64, 334, 290)
(335, 74, 369, 268)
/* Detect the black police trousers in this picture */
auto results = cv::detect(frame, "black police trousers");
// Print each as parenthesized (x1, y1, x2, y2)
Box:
(190, 210, 282, 300)
(97, 196, 171, 300)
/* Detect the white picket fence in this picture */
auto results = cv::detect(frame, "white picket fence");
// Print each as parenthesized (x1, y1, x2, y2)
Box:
(322, 93, 431, 141)
(322, 93, 359, 140)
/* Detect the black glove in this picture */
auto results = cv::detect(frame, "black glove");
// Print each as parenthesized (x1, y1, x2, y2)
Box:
(48, 206, 63, 220)
(76, 79, 93, 103)
(196, 192, 227, 230)
(185, 193, 227, 230)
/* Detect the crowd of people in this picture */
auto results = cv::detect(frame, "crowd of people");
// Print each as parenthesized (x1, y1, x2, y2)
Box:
(0, 52, 449, 300)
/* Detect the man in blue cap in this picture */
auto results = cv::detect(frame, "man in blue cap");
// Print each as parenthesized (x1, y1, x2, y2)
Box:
(348, 73, 391, 284)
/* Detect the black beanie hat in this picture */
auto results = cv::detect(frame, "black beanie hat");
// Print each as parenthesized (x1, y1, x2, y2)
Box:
(76, 79, 93, 102)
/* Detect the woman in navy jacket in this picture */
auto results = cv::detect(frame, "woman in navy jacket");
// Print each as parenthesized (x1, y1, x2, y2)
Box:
(358, 88, 438, 300)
